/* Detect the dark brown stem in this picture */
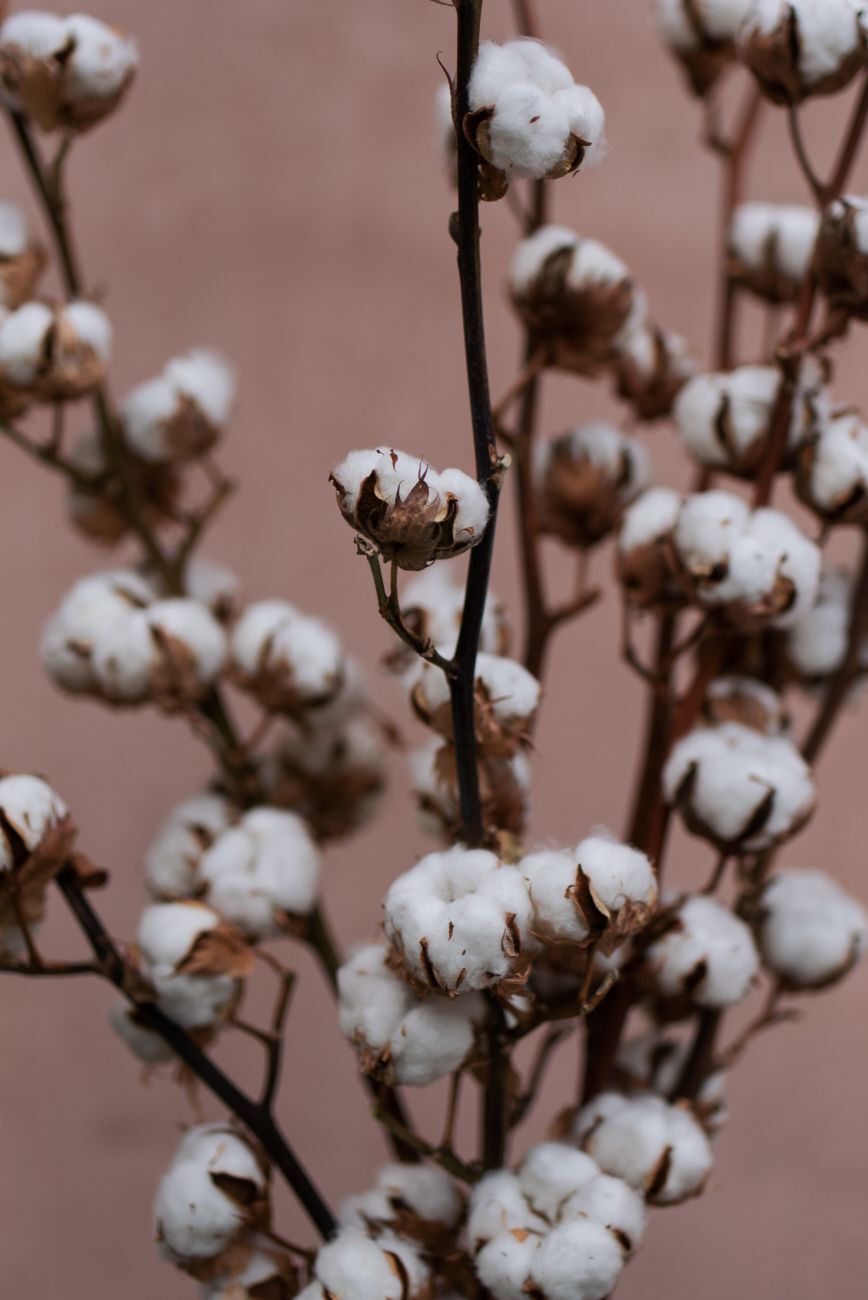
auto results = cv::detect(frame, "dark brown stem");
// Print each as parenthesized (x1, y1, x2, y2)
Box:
(714, 86, 764, 371)
(481, 995, 510, 1169)
(626, 612, 676, 854)
(54, 864, 337, 1239)
(372, 1106, 480, 1185)
(672, 1008, 722, 1102)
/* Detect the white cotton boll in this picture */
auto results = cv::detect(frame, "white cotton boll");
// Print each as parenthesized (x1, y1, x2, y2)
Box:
(337, 944, 414, 1055)
(484, 81, 572, 180)
(0, 12, 68, 59)
(203, 1250, 290, 1300)
(530, 1218, 624, 1300)
(137, 901, 222, 969)
(437, 466, 490, 546)
(518, 1143, 599, 1218)
(144, 793, 234, 899)
(674, 490, 749, 577)
(739, 0, 866, 96)
(0, 299, 51, 384)
(63, 300, 112, 360)
(748, 508, 822, 626)
(646, 895, 760, 1007)
(656, 0, 751, 46)
(575, 834, 657, 918)
(231, 600, 343, 707)
(675, 367, 781, 468)
(199, 808, 320, 939)
(618, 487, 682, 552)
(553, 84, 607, 165)
(730, 203, 819, 284)
(63, 15, 138, 103)
(785, 569, 857, 678)
(509, 225, 578, 295)
(476, 1231, 541, 1300)
(664, 721, 815, 850)
(89, 607, 155, 703)
(510, 38, 575, 93)
(312, 1229, 415, 1300)
(413, 653, 540, 738)
(468, 41, 531, 107)
(122, 374, 182, 461)
(759, 869, 868, 986)
(145, 599, 228, 685)
(388, 990, 483, 1086)
(180, 556, 239, 620)
(155, 1125, 264, 1265)
(110, 1002, 173, 1065)
(468, 1171, 546, 1246)
(801, 411, 868, 515)
(523, 848, 590, 945)
(0, 773, 67, 864)
(40, 568, 154, 693)
(561, 1174, 646, 1253)
(399, 567, 508, 661)
(371, 1163, 464, 1228)
(165, 348, 235, 427)
(575, 1092, 713, 1205)
(151, 969, 237, 1031)
(0, 201, 28, 258)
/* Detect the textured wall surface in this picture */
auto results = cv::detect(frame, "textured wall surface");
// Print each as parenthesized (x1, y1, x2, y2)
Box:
(0, 2, 866, 1297)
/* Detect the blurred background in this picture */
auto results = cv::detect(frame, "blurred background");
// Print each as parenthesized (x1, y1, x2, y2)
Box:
(0, 1, 866, 1295)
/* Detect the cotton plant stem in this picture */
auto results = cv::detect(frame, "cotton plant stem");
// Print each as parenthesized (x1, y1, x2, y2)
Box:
(54, 863, 338, 1240)
(713, 86, 764, 372)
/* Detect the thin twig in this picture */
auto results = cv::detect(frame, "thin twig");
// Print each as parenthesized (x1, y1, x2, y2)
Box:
(372, 1105, 480, 1185)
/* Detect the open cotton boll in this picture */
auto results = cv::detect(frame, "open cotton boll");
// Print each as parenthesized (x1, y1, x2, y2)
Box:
(40, 567, 155, 693)
(815, 195, 868, 318)
(517, 1143, 600, 1218)
(198, 808, 320, 939)
(412, 653, 540, 755)
(482, 81, 574, 180)
(144, 793, 235, 899)
(613, 320, 696, 422)
(331, 447, 489, 570)
(110, 1002, 174, 1066)
(655, 0, 753, 94)
(468, 1171, 548, 1246)
(408, 738, 531, 843)
(737, 0, 867, 103)
(203, 1249, 295, 1300)
(123, 349, 234, 463)
(536, 423, 652, 547)
(306, 1228, 428, 1300)
(664, 721, 815, 851)
(476, 1231, 543, 1300)
(0, 299, 51, 385)
(0, 773, 68, 868)
(757, 869, 868, 987)
(230, 599, 344, 717)
(729, 203, 819, 300)
(646, 895, 760, 1008)
(784, 568, 868, 680)
(0, 299, 110, 397)
(523, 835, 656, 952)
(137, 900, 225, 969)
(797, 410, 868, 524)
(0, 199, 44, 309)
(560, 1173, 647, 1253)
(340, 1163, 464, 1242)
(574, 1092, 713, 1205)
(674, 367, 791, 473)
(165, 348, 234, 427)
(530, 1218, 625, 1300)
(144, 598, 227, 684)
(617, 487, 683, 608)
(674, 489, 749, 582)
(383, 846, 535, 993)
(337, 943, 484, 1085)
(136, 901, 246, 1032)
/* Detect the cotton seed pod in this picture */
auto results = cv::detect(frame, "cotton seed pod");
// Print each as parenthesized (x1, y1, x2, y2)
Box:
(522, 834, 657, 955)
(510, 225, 646, 378)
(65, 427, 180, 544)
(535, 423, 652, 548)
(297, 1228, 429, 1300)
(0, 11, 137, 132)
(572, 1091, 713, 1206)
(673, 361, 828, 477)
(91, 597, 227, 710)
(136, 901, 252, 1031)
(615, 1032, 728, 1132)
(109, 1002, 174, 1066)
(616, 487, 684, 608)
(411, 654, 540, 758)
(384, 846, 536, 995)
(655, 0, 753, 96)
(664, 720, 815, 852)
(815, 196, 868, 320)
(611, 320, 696, 422)
(384, 566, 510, 679)
(154, 1124, 270, 1281)
(703, 674, 787, 734)
(144, 793, 236, 900)
(673, 491, 821, 630)
(202, 1247, 298, 1300)
(0, 772, 74, 946)
(198, 808, 320, 940)
(40, 566, 157, 695)
(737, 0, 868, 104)
(783, 568, 868, 682)
(728, 202, 819, 302)
(644, 894, 760, 1009)
(408, 739, 531, 844)
(330, 447, 489, 571)
(464, 38, 605, 191)
(0, 199, 44, 308)
(339, 1163, 465, 1250)
(796, 409, 868, 525)
(754, 868, 868, 989)
(122, 349, 235, 464)
(0, 298, 111, 399)
(476, 1218, 625, 1300)
(230, 599, 345, 718)
(337, 943, 486, 1086)
(262, 714, 386, 842)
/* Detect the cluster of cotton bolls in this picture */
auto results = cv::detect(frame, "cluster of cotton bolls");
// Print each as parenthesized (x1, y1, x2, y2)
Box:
(0, 294, 112, 415)
(509, 224, 695, 418)
(0, 772, 74, 957)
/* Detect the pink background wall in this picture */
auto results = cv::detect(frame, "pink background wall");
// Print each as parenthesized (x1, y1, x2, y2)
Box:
(0, 2, 865, 1296)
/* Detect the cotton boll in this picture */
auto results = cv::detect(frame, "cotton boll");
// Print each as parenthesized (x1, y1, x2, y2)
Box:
(340, 1164, 464, 1242)
(0, 299, 51, 385)
(797, 410, 868, 525)
(530, 1218, 624, 1300)
(412, 653, 540, 756)
(231, 599, 345, 717)
(536, 422, 652, 548)
(0, 199, 43, 309)
(0, 773, 68, 866)
(574, 1092, 713, 1205)
(509, 225, 579, 295)
(757, 869, 868, 987)
(198, 808, 320, 939)
(165, 349, 234, 428)
(784, 569, 867, 681)
(144, 598, 228, 688)
(674, 490, 750, 584)
(136, 901, 243, 1031)
(523, 836, 655, 951)
(475, 1231, 542, 1300)
(560, 1174, 647, 1253)
(613, 321, 696, 422)
(575, 834, 657, 930)
(468, 1171, 547, 1246)
(0, 299, 110, 398)
(524, 848, 591, 946)
(386, 988, 485, 1086)
(110, 1002, 174, 1065)
(518, 1143, 599, 1218)
(483, 81, 573, 180)
(62, 15, 138, 103)
(664, 721, 815, 851)
(675, 367, 785, 473)
(816, 195, 868, 318)
(40, 568, 155, 694)
(393, 567, 509, 669)
(655, 0, 752, 94)
(137, 900, 224, 969)
(309, 1228, 424, 1300)
(408, 738, 531, 843)
(729, 203, 819, 301)
(745, 508, 822, 628)
(617, 487, 684, 607)
(144, 793, 235, 900)
(122, 349, 234, 463)
(646, 895, 760, 1008)
(738, 0, 867, 103)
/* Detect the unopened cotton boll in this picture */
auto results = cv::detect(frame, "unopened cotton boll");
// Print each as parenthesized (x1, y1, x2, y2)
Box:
(144, 793, 235, 900)
(408, 738, 531, 843)
(664, 721, 815, 851)
(122, 349, 235, 464)
(536, 423, 652, 548)
(796, 410, 868, 525)
(612, 320, 696, 421)
(510, 226, 645, 378)
(303, 1228, 428, 1300)
(646, 894, 759, 1008)
(154, 1124, 268, 1276)
(756, 869, 868, 988)
(0, 199, 44, 308)
(198, 808, 320, 939)
(816, 196, 868, 320)
(0, 11, 137, 132)
(383, 846, 535, 993)
(330, 447, 489, 570)
(729, 202, 819, 301)
(230, 599, 345, 717)
(337, 943, 484, 1085)
(465, 39, 605, 186)
(573, 1092, 713, 1205)
(655, 0, 753, 94)
(737, 0, 867, 103)
(0, 298, 110, 398)
(617, 487, 683, 608)
(412, 653, 540, 757)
